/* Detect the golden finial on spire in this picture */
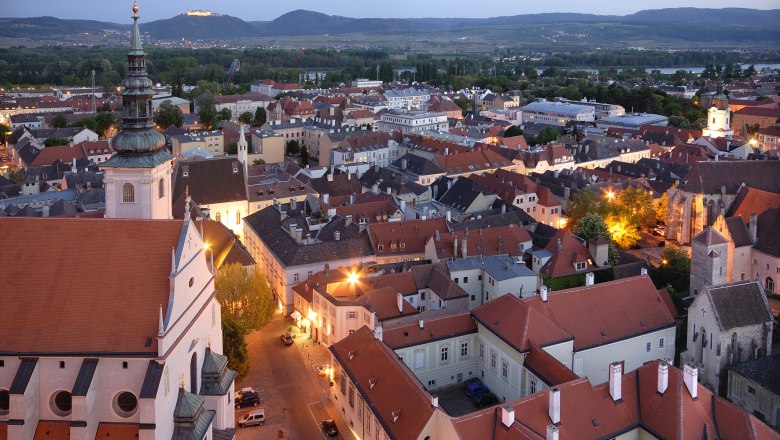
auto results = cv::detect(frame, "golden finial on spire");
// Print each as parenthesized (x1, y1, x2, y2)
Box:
(132, 1, 139, 16)
(207, 334, 211, 348)
(179, 373, 185, 389)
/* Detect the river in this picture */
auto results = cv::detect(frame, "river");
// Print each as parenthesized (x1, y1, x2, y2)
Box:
(535, 63, 780, 75)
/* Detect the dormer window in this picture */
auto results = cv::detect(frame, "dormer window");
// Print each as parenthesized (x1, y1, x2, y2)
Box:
(390, 242, 397, 251)
(377, 244, 384, 252)
(575, 261, 586, 271)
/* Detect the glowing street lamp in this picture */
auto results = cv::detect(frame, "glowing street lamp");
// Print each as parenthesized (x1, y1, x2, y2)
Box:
(606, 190, 615, 201)
(347, 271, 360, 284)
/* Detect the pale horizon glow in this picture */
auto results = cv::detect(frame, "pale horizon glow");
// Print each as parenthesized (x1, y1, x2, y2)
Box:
(4, 1, 778, 23)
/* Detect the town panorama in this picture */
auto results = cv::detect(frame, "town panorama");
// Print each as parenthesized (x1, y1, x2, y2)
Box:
(1, 1, 780, 439)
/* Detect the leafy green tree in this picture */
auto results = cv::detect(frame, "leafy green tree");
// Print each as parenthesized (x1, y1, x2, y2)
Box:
(238, 111, 254, 125)
(44, 136, 69, 147)
(216, 263, 275, 332)
(649, 246, 691, 297)
(286, 140, 301, 155)
(252, 158, 266, 165)
(654, 192, 669, 225)
(217, 108, 232, 123)
(197, 97, 218, 130)
(221, 316, 249, 380)
(299, 146, 309, 167)
(0, 123, 12, 144)
(154, 100, 183, 129)
(565, 188, 602, 229)
(51, 114, 68, 129)
(575, 212, 611, 242)
(614, 186, 656, 229)
(606, 214, 642, 249)
(226, 141, 238, 155)
(503, 125, 523, 138)
(454, 97, 474, 117)
(528, 127, 559, 145)
(254, 107, 267, 126)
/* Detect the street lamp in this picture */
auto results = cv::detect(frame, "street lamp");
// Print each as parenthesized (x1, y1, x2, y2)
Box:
(347, 271, 359, 285)
(606, 190, 615, 201)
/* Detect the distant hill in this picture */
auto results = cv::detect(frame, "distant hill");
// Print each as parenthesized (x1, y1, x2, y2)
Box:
(1, 8, 779, 47)
(142, 14, 262, 40)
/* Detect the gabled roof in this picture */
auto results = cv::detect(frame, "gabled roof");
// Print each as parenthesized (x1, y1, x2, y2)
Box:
(539, 229, 596, 278)
(0, 217, 184, 354)
(434, 149, 513, 175)
(433, 224, 533, 260)
(755, 207, 780, 257)
(726, 186, 780, 223)
(330, 327, 435, 440)
(525, 276, 677, 351)
(680, 161, 780, 195)
(172, 157, 248, 205)
(368, 218, 447, 257)
(692, 227, 728, 246)
(729, 354, 780, 396)
(382, 311, 477, 350)
(703, 281, 773, 331)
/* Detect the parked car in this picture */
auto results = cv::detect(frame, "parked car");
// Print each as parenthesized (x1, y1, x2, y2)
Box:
(463, 377, 482, 390)
(235, 391, 260, 409)
(321, 419, 339, 436)
(465, 379, 489, 397)
(471, 391, 499, 408)
(237, 387, 256, 398)
(280, 332, 294, 345)
(652, 225, 666, 236)
(315, 364, 330, 376)
(238, 409, 265, 427)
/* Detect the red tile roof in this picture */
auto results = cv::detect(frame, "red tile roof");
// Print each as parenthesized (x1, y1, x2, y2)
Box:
(435, 149, 514, 174)
(525, 275, 676, 351)
(330, 327, 435, 440)
(30, 144, 86, 167)
(368, 218, 447, 257)
(0, 217, 184, 354)
(524, 341, 579, 386)
(33, 421, 70, 440)
(382, 311, 477, 349)
(432, 224, 533, 260)
(735, 105, 780, 117)
(727, 186, 780, 223)
(540, 229, 595, 278)
(95, 424, 140, 440)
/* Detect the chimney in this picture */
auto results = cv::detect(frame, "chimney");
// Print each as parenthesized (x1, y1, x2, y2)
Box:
(585, 272, 595, 286)
(683, 363, 698, 400)
(323, 193, 330, 204)
(327, 173, 334, 182)
(334, 231, 341, 241)
(541, 285, 548, 302)
(546, 425, 559, 440)
(324, 264, 330, 278)
(446, 211, 452, 222)
(461, 237, 468, 259)
(658, 362, 669, 395)
(374, 326, 383, 341)
(349, 193, 355, 205)
(501, 405, 515, 428)
(401, 158, 408, 170)
(640, 267, 648, 276)
(387, 187, 392, 195)
(345, 215, 352, 226)
(397, 292, 404, 313)
(548, 387, 560, 425)
(372, 183, 379, 194)
(431, 395, 439, 408)
(609, 362, 622, 403)
(453, 237, 459, 258)
(290, 198, 297, 210)
(289, 224, 297, 237)
(418, 319, 425, 330)
(400, 200, 406, 212)
(749, 213, 758, 243)
(295, 228, 303, 242)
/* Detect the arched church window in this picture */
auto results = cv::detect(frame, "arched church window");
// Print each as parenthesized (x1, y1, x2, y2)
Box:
(122, 183, 135, 203)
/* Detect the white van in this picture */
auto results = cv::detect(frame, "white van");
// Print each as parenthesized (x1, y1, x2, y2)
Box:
(238, 409, 265, 427)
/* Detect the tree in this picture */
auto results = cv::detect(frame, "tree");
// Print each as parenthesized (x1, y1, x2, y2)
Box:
(222, 316, 249, 380)
(253, 158, 266, 165)
(654, 192, 668, 225)
(215, 263, 275, 332)
(286, 140, 301, 155)
(226, 141, 238, 155)
(254, 107, 267, 126)
(197, 97, 218, 130)
(614, 186, 655, 229)
(454, 97, 474, 117)
(217, 108, 232, 124)
(44, 136, 70, 147)
(154, 100, 183, 129)
(0, 123, 11, 144)
(299, 146, 309, 167)
(649, 246, 691, 298)
(566, 188, 601, 229)
(51, 114, 68, 129)
(503, 125, 523, 138)
(238, 111, 254, 125)
(575, 212, 611, 242)
(605, 214, 642, 249)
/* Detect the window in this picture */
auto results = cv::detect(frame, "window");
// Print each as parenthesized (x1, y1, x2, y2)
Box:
(215, 212, 221, 222)
(454, 278, 459, 284)
(158, 178, 165, 199)
(347, 311, 357, 319)
(307, 271, 313, 279)
(575, 262, 586, 270)
(0, 389, 8, 415)
(470, 295, 475, 301)
(122, 183, 135, 203)
(348, 384, 355, 408)
(502, 361, 509, 380)
(293, 273, 299, 282)
(461, 342, 469, 357)
(236, 211, 241, 225)
(478, 275, 482, 281)
(59, 361, 65, 369)
(748, 386, 756, 395)
(440, 346, 449, 362)
(464, 277, 469, 283)
(428, 380, 436, 386)
(378, 244, 384, 252)
(122, 361, 128, 369)
(113, 391, 138, 417)
(490, 352, 497, 370)
(646, 342, 652, 352)
(51, 390, 72, 416)
(766, 277, 775, 293)
(529, 377, 537, 394)
(420, 292, 426, 300)
(659, 338, 665, 349)
(480, 342, 484, 359)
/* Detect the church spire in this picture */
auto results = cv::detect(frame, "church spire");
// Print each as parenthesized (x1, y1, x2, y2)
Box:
(130, 1, 143, 54)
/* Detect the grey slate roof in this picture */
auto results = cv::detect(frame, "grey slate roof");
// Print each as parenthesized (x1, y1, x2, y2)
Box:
(680, 161, 780, 195)
(755, 207, 780, 257)
(212, 428, 237, 440)
(172, 387, 216, 440)
(729, 355, 780, 396)
(101, 149, 174, 169)
(200, 347, 237, 396)
(392, 153, 444, 177)
(72, 358, 98, 396)
(725, 217, 753, 248)
(437, 177, 486, 213)
(9, 357, 38, 394)
(243, 202, 374, 268)
(449, 209, 536, 231)
(172, 157, 248, 205)
(139, 361, 164, 398)
(705, 281, 773, 331)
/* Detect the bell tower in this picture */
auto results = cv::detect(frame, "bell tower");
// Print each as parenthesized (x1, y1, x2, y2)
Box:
(702, 85, 733, 139)
(102, 1, 175, 220)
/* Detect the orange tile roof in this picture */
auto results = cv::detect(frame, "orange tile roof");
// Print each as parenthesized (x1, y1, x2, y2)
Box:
(33, 421, 70, 440)
(525, 275, 676, 351)
(30, 144, 86, 167)
(524, 341, 579, 386)
(330, 327, 435, 440)
(354, 286, 419, 321)
(368, 218, 447, 257)
(95, 423, 140, 440)
(0, 424, 6, 440)
(535, 185, 560, 207)
(331, 200, 401, 224)
(0, 217, 183, 354)
(433, 224, 532, 260)
(540, 229, 595, 278)
(472, 294, 572, 353)
(382, 311, 477, 349)
(435, 149, 514, 174)
(498, 135, 529, 150)
(727, 186, 780, 223)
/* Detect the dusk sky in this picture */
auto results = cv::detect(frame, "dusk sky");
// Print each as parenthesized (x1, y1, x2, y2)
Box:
(4, 1, 779, 23)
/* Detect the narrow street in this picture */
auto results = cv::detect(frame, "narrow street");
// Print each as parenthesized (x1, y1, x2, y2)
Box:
(235, 313, 355, 440)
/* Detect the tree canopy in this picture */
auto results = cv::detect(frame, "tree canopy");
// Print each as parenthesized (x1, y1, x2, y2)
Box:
(154, 99, 183, 129)
(215, 263, 275, 332)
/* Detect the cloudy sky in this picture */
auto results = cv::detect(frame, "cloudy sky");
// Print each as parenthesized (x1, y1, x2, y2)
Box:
(5, 1, 778, 22)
